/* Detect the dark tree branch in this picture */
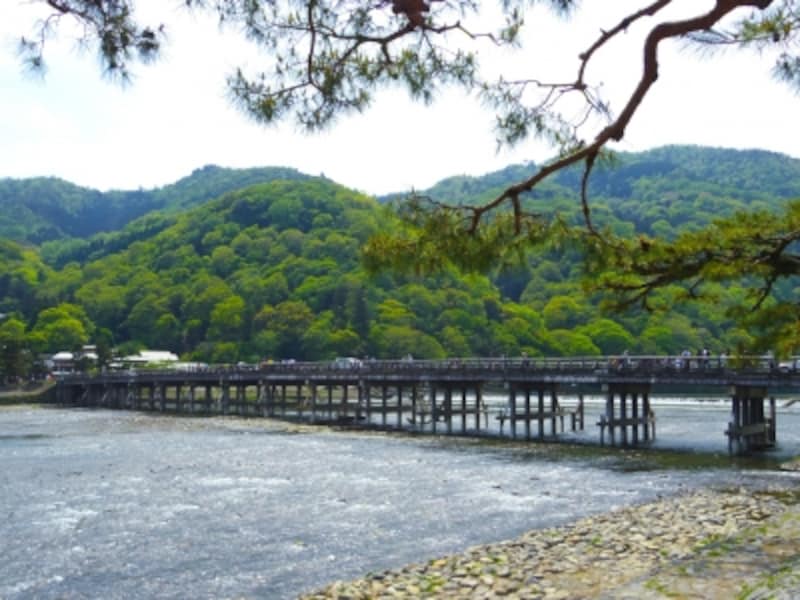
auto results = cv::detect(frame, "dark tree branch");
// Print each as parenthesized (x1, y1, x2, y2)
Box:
(448, 0, 777, 235)
(576, 0, 674, 86)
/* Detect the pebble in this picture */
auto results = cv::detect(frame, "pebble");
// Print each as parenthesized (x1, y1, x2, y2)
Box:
(300, 486, 800, 599)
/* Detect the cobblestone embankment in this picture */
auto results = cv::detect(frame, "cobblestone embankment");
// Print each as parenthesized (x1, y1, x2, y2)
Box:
(300, 484, 800, 599)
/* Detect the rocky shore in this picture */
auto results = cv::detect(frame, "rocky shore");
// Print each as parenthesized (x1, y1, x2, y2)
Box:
(300, 484, 800, 599)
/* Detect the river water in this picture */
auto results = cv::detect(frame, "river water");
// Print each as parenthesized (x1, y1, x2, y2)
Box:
(2, 401, 800, 599)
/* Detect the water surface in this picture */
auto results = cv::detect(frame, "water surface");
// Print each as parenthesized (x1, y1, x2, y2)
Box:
(1, 405, 797, 599)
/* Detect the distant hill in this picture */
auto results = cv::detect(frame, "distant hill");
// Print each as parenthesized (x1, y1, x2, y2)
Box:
(5, 146, 800, 247)
(0, 165, 315, 244)
(383, 146, 800, 228)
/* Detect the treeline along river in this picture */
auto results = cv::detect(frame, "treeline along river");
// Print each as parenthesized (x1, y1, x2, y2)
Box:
(2, 401, 800, 599)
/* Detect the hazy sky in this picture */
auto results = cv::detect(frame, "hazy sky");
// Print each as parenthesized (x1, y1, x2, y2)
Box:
(1, 1, 798, 195)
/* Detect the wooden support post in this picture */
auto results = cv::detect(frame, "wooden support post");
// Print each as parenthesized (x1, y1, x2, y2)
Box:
(477, 386, 484, 431)
(609, 392, 616, 446)
(355, 382, 364, 423)
(411, 385, 418, 426)
(551, 385, 559, 435)
(365, 384, 372, 426)
(327, 386, 334, 421)
(537, 388, 545, 440)
(381, 385, 389, 429)
(266, 383, 272, 416)
(632, 392, 639, 446)
(770, 396, 777, 444)
(296, 384, 303, 419)
(620, 390, 628, 446)
(235, 384, 244, 415)
(509, 386, 517, 439)
(729, 395, 740, 455)
(310, 384, 318, 424)
(397, 385, 403, 428)
(524, 388, 531, 440)
(461, 388, 467, 434)
(578, 394, 585, 431)
(445, 386, 453, 435)
(431, 386, 438, 434)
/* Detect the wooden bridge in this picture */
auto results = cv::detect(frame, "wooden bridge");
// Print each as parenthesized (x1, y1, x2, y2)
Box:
(51, 355, 800, 454)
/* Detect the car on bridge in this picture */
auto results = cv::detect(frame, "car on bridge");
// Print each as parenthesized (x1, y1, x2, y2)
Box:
(332, 357, 362, 369)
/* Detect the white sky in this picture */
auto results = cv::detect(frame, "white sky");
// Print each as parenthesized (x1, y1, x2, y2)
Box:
(1, 1, 798, 195)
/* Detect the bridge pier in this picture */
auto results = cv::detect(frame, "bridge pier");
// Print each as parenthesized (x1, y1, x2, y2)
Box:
(598, 384, 655, 447)
(429, 383, 483, 435)
(507, 383, 582, 441)
(726, 386, 776, 455)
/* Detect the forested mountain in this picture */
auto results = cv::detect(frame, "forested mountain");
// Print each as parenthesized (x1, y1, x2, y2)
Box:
(1, 145, 799, 374)
(5, 178, 542, 363)
(396, 145, 800, 236)
(406, 145, 800, 204)
(0, 165, 313, 245)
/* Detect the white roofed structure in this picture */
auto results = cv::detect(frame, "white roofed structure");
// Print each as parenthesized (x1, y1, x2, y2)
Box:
(121, 350, 180, 365)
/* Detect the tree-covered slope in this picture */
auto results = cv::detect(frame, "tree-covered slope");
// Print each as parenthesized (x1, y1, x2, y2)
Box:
(389, 146, 800, 235)
(3, 145, 800, 375)
(19, 177, 561, 362)
(7, 145, 798, 248)
(0, 172, 765, 366)
(0, 165, 313, 244)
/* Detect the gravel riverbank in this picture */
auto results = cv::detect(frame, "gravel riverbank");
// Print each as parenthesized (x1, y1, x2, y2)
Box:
(300, 483, 800, 599)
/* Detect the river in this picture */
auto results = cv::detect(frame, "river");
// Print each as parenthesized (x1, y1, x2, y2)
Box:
(1, 402, 799, 599)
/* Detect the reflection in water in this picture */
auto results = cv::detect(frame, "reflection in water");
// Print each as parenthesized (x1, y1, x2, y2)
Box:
(0, 405, 798, 599)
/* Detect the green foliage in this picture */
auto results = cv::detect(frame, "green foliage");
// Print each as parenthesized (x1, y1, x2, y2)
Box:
(1, 166, 314, 250)
(2, 147, 800, 360)
(577, 319, 635, 355)
(587, 198, 800, 353)
(0, 239, 51, 317)
(545, 329, 601, 356)
(542, 296, 591, 330)
(30, 304, 93, 353)
(0, 317, 31, 381)
(368, 325, 447, 359)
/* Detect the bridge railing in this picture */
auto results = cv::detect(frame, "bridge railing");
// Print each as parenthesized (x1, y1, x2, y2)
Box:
(54, 354, 798, 383)
(254, 355, 788, 375)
